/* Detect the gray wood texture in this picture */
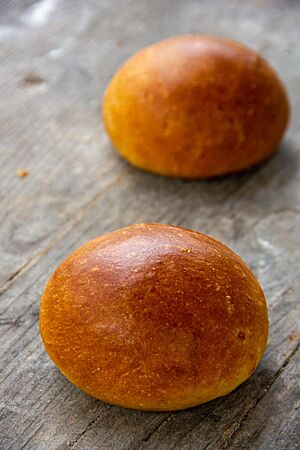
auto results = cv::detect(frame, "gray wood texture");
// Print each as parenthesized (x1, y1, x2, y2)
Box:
(0, 0, 299, 449)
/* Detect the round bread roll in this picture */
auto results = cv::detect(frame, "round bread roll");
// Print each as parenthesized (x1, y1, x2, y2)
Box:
(40, 224, 268, 411)
(102, 35, 289, 178)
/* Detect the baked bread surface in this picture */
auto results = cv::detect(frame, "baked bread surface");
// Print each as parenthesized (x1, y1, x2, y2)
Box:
(40, 223, 269, 410)
(103, 35, 289, 178)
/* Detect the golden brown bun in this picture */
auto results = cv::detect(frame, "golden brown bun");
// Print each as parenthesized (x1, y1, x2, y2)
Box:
(40, 223, 268, 411)
(102, 35, 289, 178)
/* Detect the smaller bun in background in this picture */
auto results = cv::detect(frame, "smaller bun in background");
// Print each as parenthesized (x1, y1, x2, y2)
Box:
(103, 35, 289, 178)
(40, 224, 269, 411)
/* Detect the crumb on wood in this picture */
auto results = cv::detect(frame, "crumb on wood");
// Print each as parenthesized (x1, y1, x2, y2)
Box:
(16, 169, 29, 178)
(289, 332, 299, 341)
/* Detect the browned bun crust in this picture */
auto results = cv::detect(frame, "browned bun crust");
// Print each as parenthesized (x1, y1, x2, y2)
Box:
(40, 224, 269, 411)
(102, 35, 289, 178)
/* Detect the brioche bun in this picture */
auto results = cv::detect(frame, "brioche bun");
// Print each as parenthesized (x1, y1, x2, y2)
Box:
(40, 223, 268, 411)
(103, 35, 289, 178)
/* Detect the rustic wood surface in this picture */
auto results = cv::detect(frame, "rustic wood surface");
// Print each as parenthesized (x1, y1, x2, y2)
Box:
(0, 0, 299, 449)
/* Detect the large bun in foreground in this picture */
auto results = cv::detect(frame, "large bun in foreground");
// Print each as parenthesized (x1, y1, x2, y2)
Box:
(40, 224, 268, 411)
(103, 35, 289, 178)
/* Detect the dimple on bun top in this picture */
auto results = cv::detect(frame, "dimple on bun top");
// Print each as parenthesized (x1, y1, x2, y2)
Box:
(40, 224, 269, 411)
(103, 35, 289, 178)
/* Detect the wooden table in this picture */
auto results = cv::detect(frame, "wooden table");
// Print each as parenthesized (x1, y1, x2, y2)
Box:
(1, 1, 299, 448)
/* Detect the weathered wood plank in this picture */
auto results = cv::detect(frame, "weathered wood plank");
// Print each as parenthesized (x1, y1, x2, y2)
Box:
(1, 156, 299, 449)
(1, 0, 300, 449)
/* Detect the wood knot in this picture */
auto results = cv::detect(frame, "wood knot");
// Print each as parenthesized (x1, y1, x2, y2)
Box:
(20, 74, 45, 88)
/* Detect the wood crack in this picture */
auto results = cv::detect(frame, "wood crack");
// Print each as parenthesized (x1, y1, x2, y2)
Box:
(19, 423, 44, 450)
(134, 415, 172, 448)
(62, 406, 112, 450)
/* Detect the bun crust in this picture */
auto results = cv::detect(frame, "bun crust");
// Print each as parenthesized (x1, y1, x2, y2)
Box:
(40, 224, 268, 411)
(103, 35, 289, 178)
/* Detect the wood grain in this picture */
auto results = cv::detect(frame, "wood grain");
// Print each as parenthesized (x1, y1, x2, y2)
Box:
(0, 0, 299, 449)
